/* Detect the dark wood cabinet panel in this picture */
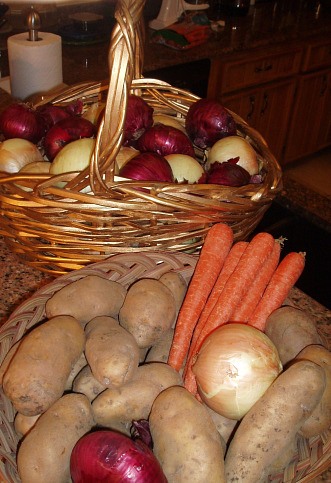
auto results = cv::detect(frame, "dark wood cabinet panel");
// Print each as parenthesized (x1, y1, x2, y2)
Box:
(283, 68, 331, 163)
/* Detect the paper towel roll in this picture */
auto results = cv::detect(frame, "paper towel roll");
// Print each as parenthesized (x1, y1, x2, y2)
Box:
(8, 32, 63, 101)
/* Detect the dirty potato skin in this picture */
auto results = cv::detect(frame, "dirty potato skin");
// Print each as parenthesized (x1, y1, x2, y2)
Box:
(159, 271, 187, 315)
(119, 278, 176, 348)
(265, 306, 323, 365)
(17, 393, 95, 483)
(225, 360, 326, 483)
(85, 316, 140, 387)
(295, 344, 331, 438)
(2, 315, 85, 416)
(149, 386, 225, 483)
(145, 328, 174, 363)
(73, 364, 107, 402)
(45, 275, 127, 326)
(92, 362, 182, 428)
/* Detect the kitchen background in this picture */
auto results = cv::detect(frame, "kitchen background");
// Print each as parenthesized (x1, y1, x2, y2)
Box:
(0, 0, 330, 312)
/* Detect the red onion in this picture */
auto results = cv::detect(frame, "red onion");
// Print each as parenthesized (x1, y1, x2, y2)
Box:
(185, 98, 237, 149)
(119, 152, 174, 182)
(0, 103, 46, 143)
(70, 430, 167, 483)
(44, 116, 95, 161)
(136, 124, 195, 158)
(207, 159, 251, 186)
(65, 98, 84, 116)
(36, 103, 71, 131)
(124, 95, 154, 145)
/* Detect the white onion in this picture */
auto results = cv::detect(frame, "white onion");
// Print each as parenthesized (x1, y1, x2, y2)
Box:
(0, 138, 44, 173)
(165, 154, 206, 184)
(153, 113, 186, 133)
(206, 136, 259, 176)
(19, 161, 51, 174)
(193, 323, 282, 420)
(115, 146, 140, 175)
(82, 101, 105, 126)
(50, 138, 96, 176)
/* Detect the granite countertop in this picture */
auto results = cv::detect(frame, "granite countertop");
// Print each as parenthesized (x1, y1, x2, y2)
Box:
(0, 1, 330, 85)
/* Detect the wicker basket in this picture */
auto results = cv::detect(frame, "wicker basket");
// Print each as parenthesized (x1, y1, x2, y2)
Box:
(0, 0, 282, 276)
(0, 252, 329, 482)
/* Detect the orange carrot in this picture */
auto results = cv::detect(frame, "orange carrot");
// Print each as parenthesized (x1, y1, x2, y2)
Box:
(248, 251, 306, 331)
(230, 241, 281, 323)
(183, 240, 248, 388)
(184, 232, 275, 394)
(167, 222, 234, 372)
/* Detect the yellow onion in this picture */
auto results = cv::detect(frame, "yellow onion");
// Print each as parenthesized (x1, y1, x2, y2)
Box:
(193, 323, 282, 420)
(0, 138, 44, 173)
(206, 136, 259, 176)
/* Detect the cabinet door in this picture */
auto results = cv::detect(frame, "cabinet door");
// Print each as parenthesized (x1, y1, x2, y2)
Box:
(221, 79, 296, 162)
(284, 69, 331, 163)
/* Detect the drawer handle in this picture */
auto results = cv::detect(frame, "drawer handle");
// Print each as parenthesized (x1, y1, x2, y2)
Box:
(320, 75, 327, 96)
(247, 95, 255, 120)
(260, 93, 268, 117)
(254, 64, 273, 73)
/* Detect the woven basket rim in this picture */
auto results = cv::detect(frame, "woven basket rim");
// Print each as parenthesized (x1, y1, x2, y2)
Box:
(0, 251, 330, 483)
(0, 0, 282, 275)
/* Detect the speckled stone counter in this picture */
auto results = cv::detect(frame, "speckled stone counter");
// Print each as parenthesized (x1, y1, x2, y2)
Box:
(1, 234, 330, 349)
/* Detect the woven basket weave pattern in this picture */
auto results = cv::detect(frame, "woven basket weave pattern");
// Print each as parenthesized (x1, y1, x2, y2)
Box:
(0, 252, 330, 482)
(0, 0, 282, 276)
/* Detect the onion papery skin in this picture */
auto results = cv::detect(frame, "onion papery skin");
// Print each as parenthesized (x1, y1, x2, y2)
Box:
(207, 160, 251, 186)
(0, 103, 46, 143)
(70, 430, 168, 483)
(124, 95, 154, 145)
(44, 116, 95, 161)
(36, 103, 71, 131)
(206, 135, 259, 176)
(193, 323, 282, 420)
(136, 124, 195, 158)
(185, 98, 237, 149)
(119, 152, 174, 183)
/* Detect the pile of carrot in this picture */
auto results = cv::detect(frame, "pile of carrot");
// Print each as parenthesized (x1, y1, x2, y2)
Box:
(167, 222, 306, 397)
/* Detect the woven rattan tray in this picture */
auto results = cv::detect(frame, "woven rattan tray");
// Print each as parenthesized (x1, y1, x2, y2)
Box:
(0, 252, 330, 482)
(0, 0, 282, 276)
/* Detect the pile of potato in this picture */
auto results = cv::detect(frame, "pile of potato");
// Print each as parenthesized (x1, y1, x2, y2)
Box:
(0, 271, 330, 483)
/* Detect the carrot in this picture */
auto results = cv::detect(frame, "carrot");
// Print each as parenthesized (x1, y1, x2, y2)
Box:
(247, 251, 306, 331)
(167, 222, 234, 372)
(184, 232, 275, 394)
(230, 240, 281, 323)
(183, 240, 248, 388)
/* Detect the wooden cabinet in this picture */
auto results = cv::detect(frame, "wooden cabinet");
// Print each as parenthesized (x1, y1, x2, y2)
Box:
(283, 39, 331, 164)
(207, 38, 331, 165)
(220, 79, 296, 161)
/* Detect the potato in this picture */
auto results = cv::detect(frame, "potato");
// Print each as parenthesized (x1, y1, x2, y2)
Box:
(2, 315, 85, 416)
(225, 360, 326, 483)
(119, 278, 176, 348)
(265, 306, 323, 365)
(17, 393, 94, 483)
(295, 344, 331, 438)
(0, 340, 21, 386)
(73, 365, 107, 402)
(159, 271, 187, 315)
(205, 405, 238, 446)
(64, 351, 87, 391)
(145, 328, 174, 363)
(149, 386, 225, 482)
(92, 362, 182, 429)
(268, 436, 298, 475)
(14, 412, 41, 438)
(85, 316, 139, 387)
(45, 275, 127, 326)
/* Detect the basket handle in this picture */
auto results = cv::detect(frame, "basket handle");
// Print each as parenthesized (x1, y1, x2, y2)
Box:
(89, 0, 146, 193)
